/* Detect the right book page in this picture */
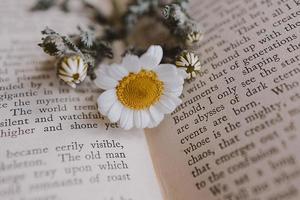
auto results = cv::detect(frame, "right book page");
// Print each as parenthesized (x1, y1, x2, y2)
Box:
(146, 0, 300, 199)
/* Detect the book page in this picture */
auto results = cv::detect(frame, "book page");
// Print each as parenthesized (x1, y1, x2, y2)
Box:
(0, 1, 162, 200)
(146, 0, 300, 199)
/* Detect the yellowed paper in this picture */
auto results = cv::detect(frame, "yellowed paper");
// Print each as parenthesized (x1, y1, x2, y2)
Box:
(0, 1, 162, 199)
(146, 0, 300, 199)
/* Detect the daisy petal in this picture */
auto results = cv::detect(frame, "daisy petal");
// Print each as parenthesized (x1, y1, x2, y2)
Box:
(67, 59, 77, 73)
(95, 64, 109, 75)
(156, 95, 176, 114)
(108, 64, 129, 81)
(156, 64, 185, 87)
(58, 69, 72, 77)
(147, 115, 161, 128)
(97, 89, 117, 115)
(161, 74, 184, 85)
(165, 83, 183, 92)
(107, 101, 123, 123)
(94, 76, 118, 90)
(154, 102, 171, 114)
(163, 93, 182, 106)
(155, 64, 177, 78)
(79, 72, 87, 82)
(94, 64, 110, 80)
(147, 118, 156, 128)
(134, 111, 142, 129)
(140, 110, 150, 128)
(165, 85, 183, 96)
(149, 106, 164, 124)
(66, 82, 77, 88)
(58, 75, 73, 82)
(61, 62, 73, 74)
(164, 83, 183, 94)
(124, 109, 134, 130)
(177, 68, 188, 79)
(120, 108, 130, 129)
(122, 54, 141, 73)
(140, 45, 163, 70)
(79, 66, 88, 77)
(77, 59, 85, 73)
(156, 65, 184, 84)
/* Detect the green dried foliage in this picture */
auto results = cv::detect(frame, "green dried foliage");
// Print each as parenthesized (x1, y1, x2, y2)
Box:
(173, 0, 189, 10)
(121, 0, 202, 47)
(162, 3, 203, 46)
(39, 27, 113, 79)
(36, 0, 203, 81)
(124, 0, 160, 33)
(39, 27, 67, 56)
(77, 26, 96, 48)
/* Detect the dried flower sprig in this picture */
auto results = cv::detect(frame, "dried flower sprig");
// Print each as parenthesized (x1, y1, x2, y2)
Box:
(162, 3, 203, 47)
(123, 0, 160, 34)
(122, 0, 203, 46)
(36, 0, 204, 85)
(120, 0, 203, 77)
(35, 0, 205, 129)
(39, 27, 113, 86)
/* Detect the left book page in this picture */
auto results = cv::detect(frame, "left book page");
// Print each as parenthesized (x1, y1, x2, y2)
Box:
(0, 1, 162, 200)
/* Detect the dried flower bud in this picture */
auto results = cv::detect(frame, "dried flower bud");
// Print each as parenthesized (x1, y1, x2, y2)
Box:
(39, 35, 66, 56)
(185, 31, 203, 46)
(162, 4, 186, 26)
(175, 51, 201, 79)
(162, 5, 170, 18)
(57, 55, 88, 88)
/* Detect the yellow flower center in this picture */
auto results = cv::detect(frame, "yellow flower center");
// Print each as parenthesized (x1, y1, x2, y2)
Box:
(72, 73, 80, 80)
(116, 70, 164, 110)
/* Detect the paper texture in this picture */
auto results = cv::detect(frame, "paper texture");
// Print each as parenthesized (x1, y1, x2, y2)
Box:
(146, 0, 300, 199)
(0, 1, 162, 200)
(1, 0, 300, 200)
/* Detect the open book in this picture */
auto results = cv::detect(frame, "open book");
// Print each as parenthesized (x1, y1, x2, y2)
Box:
(1, 0, 300, 199)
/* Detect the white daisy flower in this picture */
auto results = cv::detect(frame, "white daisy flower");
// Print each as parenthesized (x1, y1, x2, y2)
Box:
(176, 51, 201, 79)
(95, 45, 187, 130)
(58, 55, 88, 88)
